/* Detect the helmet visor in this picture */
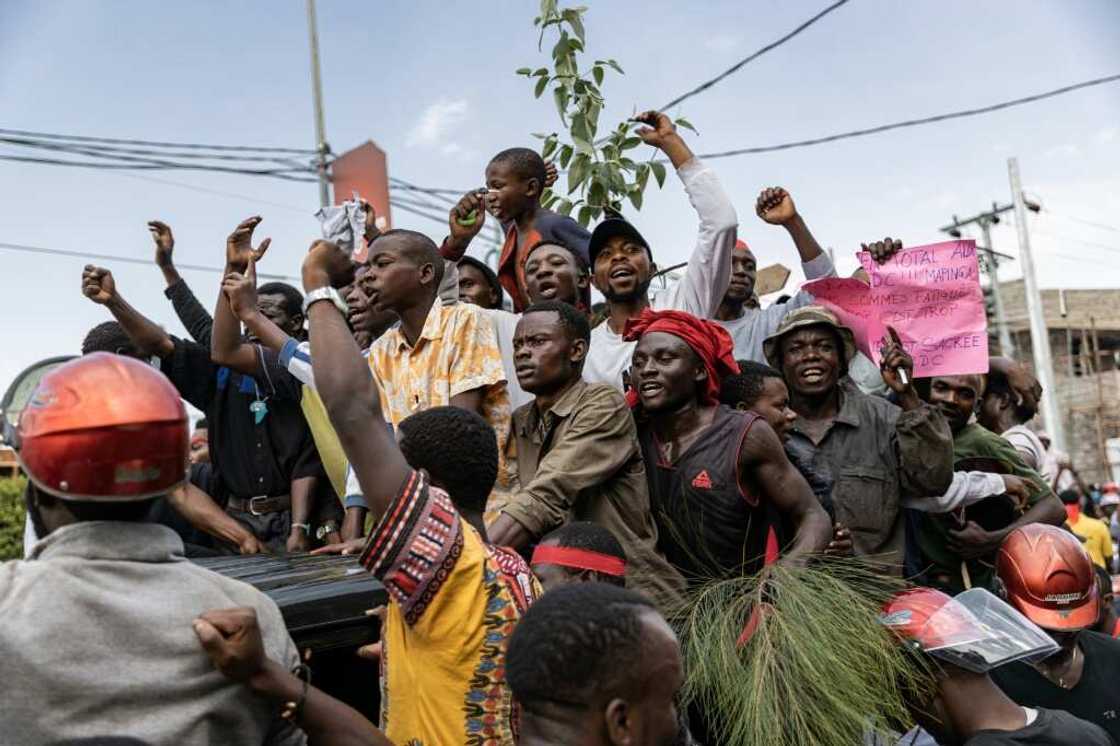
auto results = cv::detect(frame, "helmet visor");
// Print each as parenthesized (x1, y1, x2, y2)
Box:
(922, 589, 1059, 673)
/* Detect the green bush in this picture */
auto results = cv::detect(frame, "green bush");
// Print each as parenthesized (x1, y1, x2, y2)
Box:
(0, 476, 28, 561)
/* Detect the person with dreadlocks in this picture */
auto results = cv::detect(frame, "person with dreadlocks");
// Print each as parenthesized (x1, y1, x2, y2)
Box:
(879, 586, 1111, 745)
(626, 308, 831, 586)
(990, 523, 1120, 745)
(301, 239, 538, 745)
(507, 582, 684, 746)
(530, 522, 628, 591)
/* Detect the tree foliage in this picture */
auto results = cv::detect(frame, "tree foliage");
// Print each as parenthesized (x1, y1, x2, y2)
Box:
(0, 476, 27, 561)
(517, 1, 695, 226)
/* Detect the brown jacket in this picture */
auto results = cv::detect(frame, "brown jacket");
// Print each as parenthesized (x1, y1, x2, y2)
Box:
(506, 380, 686, 609)
(784, 378, 954, 572)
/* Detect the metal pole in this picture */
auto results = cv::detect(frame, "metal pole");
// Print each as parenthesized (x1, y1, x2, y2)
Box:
(1091, 317, 1109, 477)
(1008, 157, 1065, 451)
(978, 218, 1015, 357)
(306, 0, 330, 208)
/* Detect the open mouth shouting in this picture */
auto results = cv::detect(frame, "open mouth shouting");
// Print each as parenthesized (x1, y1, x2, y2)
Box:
(797, 365, 829, 386)
(536, 279, 558, 299)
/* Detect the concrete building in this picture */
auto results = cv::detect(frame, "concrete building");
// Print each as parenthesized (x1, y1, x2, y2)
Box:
(993, 280, 1120, 484)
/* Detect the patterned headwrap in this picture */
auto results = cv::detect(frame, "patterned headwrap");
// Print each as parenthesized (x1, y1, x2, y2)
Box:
(622, 308, 739, 407)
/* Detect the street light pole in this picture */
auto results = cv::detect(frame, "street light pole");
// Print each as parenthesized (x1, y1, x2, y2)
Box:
(1008, 157, 1065, 451)
(306, 0, 330, 208)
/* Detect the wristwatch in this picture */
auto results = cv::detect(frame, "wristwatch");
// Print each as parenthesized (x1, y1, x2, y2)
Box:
(303, 286, 349, 315)
(316, 521, 340, 540)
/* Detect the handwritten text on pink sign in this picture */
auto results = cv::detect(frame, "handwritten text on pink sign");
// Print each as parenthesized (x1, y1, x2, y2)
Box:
(804, 240, 988, 377)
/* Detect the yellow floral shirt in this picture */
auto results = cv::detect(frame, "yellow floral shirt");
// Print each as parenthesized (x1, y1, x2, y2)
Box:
(366, 301, 517, 512)
(360, 470, 540, 745)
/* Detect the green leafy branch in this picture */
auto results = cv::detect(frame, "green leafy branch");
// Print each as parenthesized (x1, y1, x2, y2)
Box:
(516, 1, 695, 227)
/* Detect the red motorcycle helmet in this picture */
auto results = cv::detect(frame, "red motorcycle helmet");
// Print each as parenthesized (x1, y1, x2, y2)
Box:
(996, 523, 1098, 631)
(16, 353, 188, 501)
(880, 587, 1058, 673)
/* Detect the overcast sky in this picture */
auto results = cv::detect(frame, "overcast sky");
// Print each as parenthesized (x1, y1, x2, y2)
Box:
(1, 0, 1118, 393)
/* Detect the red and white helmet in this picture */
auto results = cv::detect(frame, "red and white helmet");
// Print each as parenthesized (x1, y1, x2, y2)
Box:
(16, 353, 188, 501)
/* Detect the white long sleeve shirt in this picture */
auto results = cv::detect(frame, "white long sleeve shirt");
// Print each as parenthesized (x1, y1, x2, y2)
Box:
(716, 252, 836, 363)
(902, 471, 1007, 512)
(584, 157, 738, 390)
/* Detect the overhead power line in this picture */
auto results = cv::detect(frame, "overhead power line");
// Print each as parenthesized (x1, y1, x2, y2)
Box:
(2, 136, 316, 176)
(659, 0, 851, 111)
(693, 73, 1120, 160)
(0, 134, 309, 166)
(0, 241, 299, 281)
(1044, 209, 1120, 234)
(0, 151, 319, 183)
(0, 127, 316, 155)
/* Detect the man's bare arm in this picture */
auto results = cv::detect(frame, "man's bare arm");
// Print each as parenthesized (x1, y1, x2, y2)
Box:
(222, 260, 292, 357)
(303, 240, 410, 522)
(212, 218, 271, 375)
(81, 265, 175, 357)
(449, 387, 485, 414)
(167, 483, 263, 555)
(739, 419, 831, 565)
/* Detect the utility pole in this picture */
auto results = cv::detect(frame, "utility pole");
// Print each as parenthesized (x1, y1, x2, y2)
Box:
(306, 0, 331, 208)
(1008, 157, 1065, 451)
(939, 203, 1016, 356)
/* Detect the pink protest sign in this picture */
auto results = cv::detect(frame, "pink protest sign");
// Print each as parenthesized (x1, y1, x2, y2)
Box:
(803, 240, 988, 377)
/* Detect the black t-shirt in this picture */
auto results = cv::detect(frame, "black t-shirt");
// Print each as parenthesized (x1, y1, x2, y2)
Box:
(991, 631, 1120, 745)
(966, 707, 1113, 745)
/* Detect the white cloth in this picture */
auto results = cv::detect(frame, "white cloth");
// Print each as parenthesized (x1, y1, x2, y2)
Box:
(903, 471, 1006, 512)
(715, 253, 836, 363)
(1002, 424, 1051, 480)
(584, 157, 737, 390)
(315, 197, 366, 257)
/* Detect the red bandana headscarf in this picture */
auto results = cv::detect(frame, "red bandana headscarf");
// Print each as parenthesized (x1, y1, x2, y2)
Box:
(622, 308, 739, 408)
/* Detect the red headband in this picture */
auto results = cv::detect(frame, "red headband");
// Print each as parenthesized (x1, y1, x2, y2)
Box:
(531, 545, 627, 577)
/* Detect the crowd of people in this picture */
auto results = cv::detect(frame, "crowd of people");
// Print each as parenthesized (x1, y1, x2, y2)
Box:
(3, 109, 1119, 746)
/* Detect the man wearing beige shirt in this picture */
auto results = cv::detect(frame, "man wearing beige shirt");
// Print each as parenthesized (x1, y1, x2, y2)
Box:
(488, 300, 686, 611)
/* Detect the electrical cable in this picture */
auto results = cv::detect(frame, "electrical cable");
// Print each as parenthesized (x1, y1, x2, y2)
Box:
(1043, 209, 1120, 234)
(660, 0, 851, 111)
(0, 134, 310, 166)
(0, 151, 319, 183)
(692, 74, 1120, 160)
(0, 241, 298, 281)
(1, 136, 317, 178)
(0, 127, 316, 154)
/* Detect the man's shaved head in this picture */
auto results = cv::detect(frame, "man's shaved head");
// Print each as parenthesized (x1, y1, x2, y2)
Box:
(376, 229, 444, 286)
